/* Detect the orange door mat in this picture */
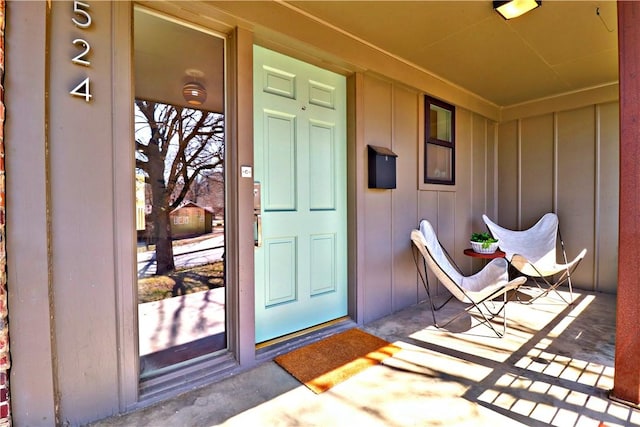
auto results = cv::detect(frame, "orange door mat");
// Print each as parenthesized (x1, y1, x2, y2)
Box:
(274, 328, 401, 394)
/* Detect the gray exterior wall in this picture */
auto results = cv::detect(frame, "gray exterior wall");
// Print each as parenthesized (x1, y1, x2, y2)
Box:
(497, 102, 620, 293)
(4, 1, 620, 425)
(7, 2, 129, 425)
(355, 74, 505, 323)
(7, 2, 59, 425)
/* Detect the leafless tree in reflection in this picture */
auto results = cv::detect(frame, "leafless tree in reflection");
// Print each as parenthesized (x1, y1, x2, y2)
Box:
(135, 100, 224, 274)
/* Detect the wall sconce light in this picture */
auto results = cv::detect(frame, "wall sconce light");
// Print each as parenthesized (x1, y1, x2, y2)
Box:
(493, 0, 541, 20)
(182, 81, 207, 106)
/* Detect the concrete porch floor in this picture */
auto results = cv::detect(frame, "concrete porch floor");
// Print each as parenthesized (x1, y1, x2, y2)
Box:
(89, 287, 640, 427)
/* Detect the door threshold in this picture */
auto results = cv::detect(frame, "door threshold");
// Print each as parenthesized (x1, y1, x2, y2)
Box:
(255, 316, 352, 352)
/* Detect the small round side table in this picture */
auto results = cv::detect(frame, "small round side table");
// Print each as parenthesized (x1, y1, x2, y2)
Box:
(463, 248, 506, 259)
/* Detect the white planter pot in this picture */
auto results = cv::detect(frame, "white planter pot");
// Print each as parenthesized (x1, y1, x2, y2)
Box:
(470, 240, 499, 254)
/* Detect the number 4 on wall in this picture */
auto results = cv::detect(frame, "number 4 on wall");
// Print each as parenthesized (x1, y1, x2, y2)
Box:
(70, 77, 92, 102)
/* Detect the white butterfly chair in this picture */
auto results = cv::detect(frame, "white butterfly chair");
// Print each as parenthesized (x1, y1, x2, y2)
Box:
(482, 213, 587, 305)
(411, 220, 526, 337)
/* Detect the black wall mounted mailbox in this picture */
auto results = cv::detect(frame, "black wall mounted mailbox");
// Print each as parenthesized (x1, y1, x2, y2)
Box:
(368, 145, 398, 189)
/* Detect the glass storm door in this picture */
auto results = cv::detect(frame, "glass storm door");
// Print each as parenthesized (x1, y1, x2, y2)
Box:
(253, 45, 348, 343)
(133, 9, 227, 378)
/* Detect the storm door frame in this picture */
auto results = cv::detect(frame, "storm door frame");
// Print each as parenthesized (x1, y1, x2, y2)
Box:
(113, 2, 241, 409)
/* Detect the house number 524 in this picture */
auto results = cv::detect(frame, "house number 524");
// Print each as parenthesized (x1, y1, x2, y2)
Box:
(69, 1, 93, 102)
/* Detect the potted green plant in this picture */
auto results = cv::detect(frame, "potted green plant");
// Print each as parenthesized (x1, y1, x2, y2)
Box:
(470, 232, 499, 254)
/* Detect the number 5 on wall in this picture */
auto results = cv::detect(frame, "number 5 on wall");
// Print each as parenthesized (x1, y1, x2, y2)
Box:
(72, 1, 91, 28)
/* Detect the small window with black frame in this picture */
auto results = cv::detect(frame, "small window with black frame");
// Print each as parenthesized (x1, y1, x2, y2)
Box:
(424, 96, 455, 185)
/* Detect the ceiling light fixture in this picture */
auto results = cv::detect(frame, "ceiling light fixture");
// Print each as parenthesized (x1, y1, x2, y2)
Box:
(182, 81, 207, 105)
(493, 0, 541, 20)
(182, 68, 207, 106)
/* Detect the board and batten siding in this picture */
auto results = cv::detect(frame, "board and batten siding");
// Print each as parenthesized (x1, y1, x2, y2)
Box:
(496, 101, 619, 293)
(358, 73, 499, 323)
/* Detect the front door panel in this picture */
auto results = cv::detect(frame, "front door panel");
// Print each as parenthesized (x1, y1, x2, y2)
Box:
(254, 45, 347, 343)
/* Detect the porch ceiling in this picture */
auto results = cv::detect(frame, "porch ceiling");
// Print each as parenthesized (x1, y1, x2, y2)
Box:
(285, 0, 619, 107)
(138, 0, 619, 109)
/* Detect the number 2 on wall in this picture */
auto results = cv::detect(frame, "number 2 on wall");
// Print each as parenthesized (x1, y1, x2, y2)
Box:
(72, 39, 91, 66)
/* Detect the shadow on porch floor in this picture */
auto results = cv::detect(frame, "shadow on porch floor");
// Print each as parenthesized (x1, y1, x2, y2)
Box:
(89, 287, 640, 427)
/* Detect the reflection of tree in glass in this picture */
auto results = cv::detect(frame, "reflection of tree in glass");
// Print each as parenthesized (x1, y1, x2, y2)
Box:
(135, 100, 224, 274)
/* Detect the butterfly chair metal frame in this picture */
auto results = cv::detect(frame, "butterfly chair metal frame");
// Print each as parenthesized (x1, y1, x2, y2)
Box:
(411, 222, 526, 338)
(482, 213, 587, 305)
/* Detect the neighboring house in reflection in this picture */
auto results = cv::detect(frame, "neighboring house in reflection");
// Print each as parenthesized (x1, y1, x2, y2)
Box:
(170, 201, 214, 239)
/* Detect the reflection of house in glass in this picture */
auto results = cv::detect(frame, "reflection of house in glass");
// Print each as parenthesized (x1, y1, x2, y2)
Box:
(170, 201, 214, 239)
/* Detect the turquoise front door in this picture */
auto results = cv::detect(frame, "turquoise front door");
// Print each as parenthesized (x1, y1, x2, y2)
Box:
(253, 45, 347, 343)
